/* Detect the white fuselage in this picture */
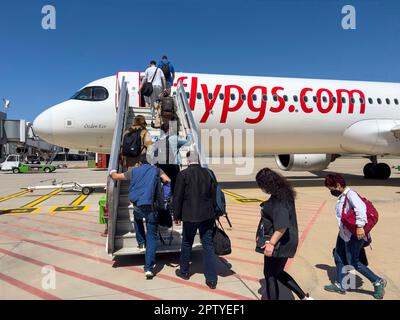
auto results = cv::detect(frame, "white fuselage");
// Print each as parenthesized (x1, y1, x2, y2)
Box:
(33, 72, 400, 156)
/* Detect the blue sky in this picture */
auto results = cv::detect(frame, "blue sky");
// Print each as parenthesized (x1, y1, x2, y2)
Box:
(0, 0, 399, 121)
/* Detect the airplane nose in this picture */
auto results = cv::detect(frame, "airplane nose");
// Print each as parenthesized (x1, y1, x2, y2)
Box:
(33, 109, 54, 143)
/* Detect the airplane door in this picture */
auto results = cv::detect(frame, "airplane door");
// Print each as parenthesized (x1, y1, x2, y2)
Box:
(116, 72, 141, 109)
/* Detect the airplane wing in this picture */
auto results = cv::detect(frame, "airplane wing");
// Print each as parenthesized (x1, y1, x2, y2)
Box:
(391, 125, 400, 139)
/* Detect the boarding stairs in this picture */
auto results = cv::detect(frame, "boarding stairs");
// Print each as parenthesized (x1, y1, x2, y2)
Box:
(107, 78, 206, 256)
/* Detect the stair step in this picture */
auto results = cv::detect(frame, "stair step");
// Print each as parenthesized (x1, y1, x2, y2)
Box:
(114, 227, 189, 252)
(116, 206, 133, 219)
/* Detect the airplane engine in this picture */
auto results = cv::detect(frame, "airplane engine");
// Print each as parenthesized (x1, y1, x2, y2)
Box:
(275, 154, 334, 171)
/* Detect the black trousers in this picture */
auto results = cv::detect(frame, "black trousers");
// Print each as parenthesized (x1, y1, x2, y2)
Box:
(264, 256, 306, 300)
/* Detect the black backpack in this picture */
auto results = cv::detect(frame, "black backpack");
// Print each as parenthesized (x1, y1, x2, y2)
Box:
(122, 129, 143, 157)
(153, 170, 173, 228)
(161, 62, 171, 80)
(161, 96, 175, 113)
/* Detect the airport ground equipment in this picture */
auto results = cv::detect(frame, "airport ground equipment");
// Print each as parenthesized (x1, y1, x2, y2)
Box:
(26, 181, 106, 195)
(12, 163, 56, 174)
(107, 76, 205, 256)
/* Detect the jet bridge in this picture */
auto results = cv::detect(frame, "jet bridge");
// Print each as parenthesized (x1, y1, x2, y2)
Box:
(106, 75, 206, 256)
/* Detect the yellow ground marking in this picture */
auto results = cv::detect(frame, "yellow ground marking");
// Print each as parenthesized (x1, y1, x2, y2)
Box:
(222, 189, 264, 204)
(70, 194, 88, 206)
(21, 189, 63, 208)
(49, 205, 90, 213)
(0, 190, 29, 203)
(0, 207, 42, 216)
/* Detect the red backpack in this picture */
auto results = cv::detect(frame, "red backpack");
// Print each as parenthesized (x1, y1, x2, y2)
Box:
(342, 192, 379, 236)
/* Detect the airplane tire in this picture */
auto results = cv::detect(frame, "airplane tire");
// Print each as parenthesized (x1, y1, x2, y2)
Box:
(363, 163, 375, 179)
(82, 187, 92, 195)
(376, 163, 391, 180)
(363, 163, 391, 180)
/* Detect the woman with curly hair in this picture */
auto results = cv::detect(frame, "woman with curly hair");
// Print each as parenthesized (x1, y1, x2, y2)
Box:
(256, 168, 313, 300)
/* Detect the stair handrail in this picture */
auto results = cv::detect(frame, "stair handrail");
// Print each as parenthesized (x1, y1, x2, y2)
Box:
(175, 81, 208, 168)
(107, 77, 129, 254)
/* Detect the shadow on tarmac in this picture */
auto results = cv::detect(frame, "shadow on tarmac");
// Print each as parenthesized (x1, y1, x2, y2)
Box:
(257, 279, 296, 300)
(112, 251, 236, 279)
(220, 172, 400, 189)
(315, 264, 375, 297)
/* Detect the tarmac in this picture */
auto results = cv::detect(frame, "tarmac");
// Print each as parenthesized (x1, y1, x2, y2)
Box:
(0, 157, 399, 300)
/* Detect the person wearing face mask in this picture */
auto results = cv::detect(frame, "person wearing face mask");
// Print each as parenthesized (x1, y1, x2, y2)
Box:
(324, 174, 386, 299)
(256, 168, 313, 300)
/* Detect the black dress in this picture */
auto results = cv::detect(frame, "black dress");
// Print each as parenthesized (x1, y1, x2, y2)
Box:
(260, 195, 299, 258)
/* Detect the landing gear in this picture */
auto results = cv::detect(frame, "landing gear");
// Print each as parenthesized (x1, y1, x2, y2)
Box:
(363, 161, 391, 180)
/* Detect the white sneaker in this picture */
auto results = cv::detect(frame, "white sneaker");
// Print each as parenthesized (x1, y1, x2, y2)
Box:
(145, 271, 154, 279)
(302, 293, 314, 300)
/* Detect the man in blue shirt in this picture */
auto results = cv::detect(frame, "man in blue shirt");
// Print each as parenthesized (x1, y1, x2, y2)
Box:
(110, 158, 170, 279)
(158, 55, 175, 94)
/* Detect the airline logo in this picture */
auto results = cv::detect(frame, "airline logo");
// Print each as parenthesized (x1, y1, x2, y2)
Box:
(174, 76, 366, 124)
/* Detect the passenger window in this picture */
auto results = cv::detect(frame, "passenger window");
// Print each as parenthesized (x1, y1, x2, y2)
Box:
(208, 93, 213, 100)
(341, 97, 346, 103)
(293, 95, 298, 102)
(386, 98, 391, 105)
(273, 95, 278, 102)
(283, 95, 288, 102)
(360, 98, 364, 104)
(7, 156, 17, 162)
(395, 98, 399, 105)
(262, 95, 268, 101)
(252, 94, 257, 101)
(241, 94, 246, 101)
(322, 96, 328, 103)
(197, 93, 202, 100)
(332, 97, 337, 103)
(186, 92, 190, 99)
(303, 96, 308, 103)
(313, 96, 317, 103)
(231, 94, 236, 100)
(350, 98, 355, 104)
(219, 93, 224, 100)
(368, 98, 373, 104)
(377, 98, 382, 105)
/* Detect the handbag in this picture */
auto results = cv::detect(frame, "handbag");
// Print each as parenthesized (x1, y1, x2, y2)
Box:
(255, 216, 280, 254)
(212, 219, 232, 256)
(141, 67, 159, 97)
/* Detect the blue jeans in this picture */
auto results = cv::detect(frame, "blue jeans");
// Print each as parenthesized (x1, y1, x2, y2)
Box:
(180, 219, 217, 282)
(133, 205, 158, 272)
(334, 235, 381, 290)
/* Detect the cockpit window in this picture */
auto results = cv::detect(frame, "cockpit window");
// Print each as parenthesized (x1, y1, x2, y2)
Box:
(71, 86, 109, 101)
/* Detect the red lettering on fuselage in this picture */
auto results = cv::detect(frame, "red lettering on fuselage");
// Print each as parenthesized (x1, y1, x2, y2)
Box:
(246, 86, 267, 124)
(336, 89, 366, 114)
(200, 84, 222, 123)
(270, 87, 285, 113)
(317, 88, 334, 114)
(221, 85, 244, 123)
(172, 77, 367, 123)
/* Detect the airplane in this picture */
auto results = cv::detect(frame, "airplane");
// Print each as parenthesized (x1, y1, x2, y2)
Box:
(33, 71, 400, 180)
